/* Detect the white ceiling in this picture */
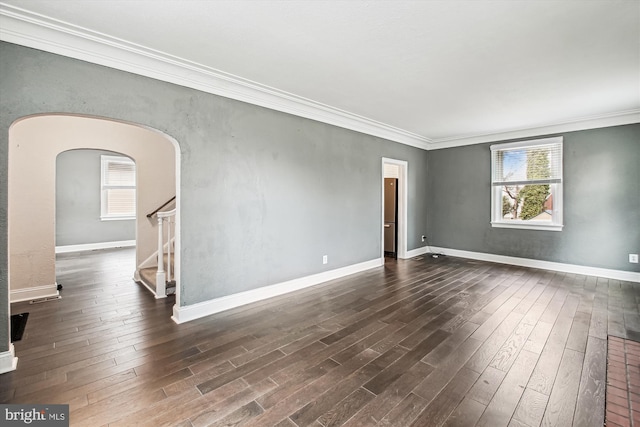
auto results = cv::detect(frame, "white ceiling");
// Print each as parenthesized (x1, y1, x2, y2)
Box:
(1, 0, 639, 149)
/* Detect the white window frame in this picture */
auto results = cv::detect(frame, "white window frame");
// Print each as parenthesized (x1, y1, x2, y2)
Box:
(100, 155, 136, 221)
(490, 137, 563, 232)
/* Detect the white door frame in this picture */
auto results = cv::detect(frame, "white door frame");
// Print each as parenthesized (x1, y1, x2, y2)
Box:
(381, 158, 408, 261)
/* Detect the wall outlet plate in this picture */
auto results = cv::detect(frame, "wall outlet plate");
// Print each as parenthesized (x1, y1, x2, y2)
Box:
(630, 254, 639, 263)
(323, 255, 328, 265)
(421, 235, 426, 242)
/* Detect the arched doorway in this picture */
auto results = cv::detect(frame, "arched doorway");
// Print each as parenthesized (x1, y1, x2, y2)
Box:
(8, 114, 180, 307)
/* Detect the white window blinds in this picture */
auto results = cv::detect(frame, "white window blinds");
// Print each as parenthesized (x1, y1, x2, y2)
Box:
(101, 155, 136, 219)
(491, 137, 563, 186)
(104, 160, 135, 186)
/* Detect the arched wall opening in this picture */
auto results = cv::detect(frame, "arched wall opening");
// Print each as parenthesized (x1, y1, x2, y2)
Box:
(8, 114, 180, 306)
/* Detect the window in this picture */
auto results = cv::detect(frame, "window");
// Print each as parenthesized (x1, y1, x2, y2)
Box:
(491, 137, 563, 231)
(101, 155, 136, 220)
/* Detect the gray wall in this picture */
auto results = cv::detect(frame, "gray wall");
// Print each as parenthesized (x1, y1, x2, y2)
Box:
(56, 149, 135, 247)
(427, 124, 640, 272)
(0, 41, 429, 349)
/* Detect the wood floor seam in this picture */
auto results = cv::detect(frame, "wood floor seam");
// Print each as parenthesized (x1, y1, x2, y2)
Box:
(3, 248, 636, 426)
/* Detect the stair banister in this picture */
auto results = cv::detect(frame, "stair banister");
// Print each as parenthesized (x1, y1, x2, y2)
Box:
(147, 196, 176, 218)
(167, 214, 172, 283)
(156, 216, 166, 297)
(156, 208, 176, 298)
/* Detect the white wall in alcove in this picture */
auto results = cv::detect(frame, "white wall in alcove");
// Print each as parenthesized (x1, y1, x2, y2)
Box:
(9, 114, 177, 302)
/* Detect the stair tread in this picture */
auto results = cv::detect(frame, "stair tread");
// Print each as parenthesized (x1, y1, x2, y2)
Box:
(137, 250, 175, 294)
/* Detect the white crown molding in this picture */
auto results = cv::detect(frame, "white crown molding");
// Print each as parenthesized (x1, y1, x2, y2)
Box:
(429, 109, 640, 149)
(1, 4, 637, 151)
(430, 246, 640, 283)
(172, 258, 382, 324)
(0, 4, 431, 150)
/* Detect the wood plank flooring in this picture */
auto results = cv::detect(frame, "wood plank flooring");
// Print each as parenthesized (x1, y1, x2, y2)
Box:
(2, 248, 639, 426)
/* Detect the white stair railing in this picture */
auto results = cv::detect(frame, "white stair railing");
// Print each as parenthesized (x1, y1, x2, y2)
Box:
(156, 208, 176, 298)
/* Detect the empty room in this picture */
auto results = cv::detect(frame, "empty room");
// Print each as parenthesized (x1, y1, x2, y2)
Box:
(0, 1, 639, 426)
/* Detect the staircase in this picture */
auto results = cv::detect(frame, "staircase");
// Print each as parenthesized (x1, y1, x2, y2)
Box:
(138, 252, 176, 296)
(135, 197, 176, 299)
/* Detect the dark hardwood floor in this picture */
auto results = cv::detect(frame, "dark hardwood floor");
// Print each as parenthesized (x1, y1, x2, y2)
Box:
(2, 248, 638, 426)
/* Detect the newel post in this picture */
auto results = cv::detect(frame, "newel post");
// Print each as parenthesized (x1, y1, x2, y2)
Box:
(156, 216, 166, 298)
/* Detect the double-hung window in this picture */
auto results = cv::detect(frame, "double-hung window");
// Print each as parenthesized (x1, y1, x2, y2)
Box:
(101, 155, 136, 220)
(491, 137, 563, 231)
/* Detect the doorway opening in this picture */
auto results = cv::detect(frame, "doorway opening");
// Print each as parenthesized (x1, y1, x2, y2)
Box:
(381, 158, 408, 262)
(54, 149, 138, 297)
(8, 114, 180, 308)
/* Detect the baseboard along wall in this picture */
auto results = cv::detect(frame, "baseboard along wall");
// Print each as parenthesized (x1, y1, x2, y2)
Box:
(0, 344, 18, 374)
(55, 240, 135, 254)
(169, 245, 637, 324)
(10, 283, 60, 303)
(172, 258, 383, 324)
(427, 246, 640, 283)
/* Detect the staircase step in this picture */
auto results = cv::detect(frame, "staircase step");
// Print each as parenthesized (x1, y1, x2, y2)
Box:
(138, 265, 176, 296)
(139, 267, 157, 287)
(137, 250, 175, 296)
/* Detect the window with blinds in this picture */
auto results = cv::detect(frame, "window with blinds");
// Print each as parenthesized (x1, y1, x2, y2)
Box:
(101, 155, 136, 220)
(490, 137, 563, 231)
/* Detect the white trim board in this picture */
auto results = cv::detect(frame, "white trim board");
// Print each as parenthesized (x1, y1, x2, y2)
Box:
(405, 246, 430, 259)
(55, 240, 135, 254)
(381, 158, 408, 261)
(135, 274, 160, 299)
(0, 344, 18, 374)
(0, 5, 430, 150)
(1, 5, 637, 150)
(172, 258, 382, 324)
(429, 110, 640, 149)
(430, 246, 640, 283)
(10, 283, 60, 303)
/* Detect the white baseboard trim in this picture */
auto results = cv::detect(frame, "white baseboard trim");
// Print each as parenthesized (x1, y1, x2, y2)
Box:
(404, 246, 430, 259)
(430, 246, 640, 283)
(135, 275, 159, 298)
(10, 283, 60, 303)
(55, 240, 135, 254)
(0, 344, 18, 374)
(135, 270, 169, 299)
(172, 258, 383, 324)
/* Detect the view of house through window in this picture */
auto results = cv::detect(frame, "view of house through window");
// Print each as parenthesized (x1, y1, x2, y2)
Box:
(101, 155, 136, 220)
(491, 137, 563, 231)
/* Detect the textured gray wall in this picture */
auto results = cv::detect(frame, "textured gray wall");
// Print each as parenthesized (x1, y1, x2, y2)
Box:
(0, 41, 429, 350)
(56, 149, 135, 247)
(427, 124, 640, 272)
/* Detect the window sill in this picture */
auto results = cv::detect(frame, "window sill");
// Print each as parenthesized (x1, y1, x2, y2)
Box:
(101, 216, 135, 221)
(491, 221, 563, 232)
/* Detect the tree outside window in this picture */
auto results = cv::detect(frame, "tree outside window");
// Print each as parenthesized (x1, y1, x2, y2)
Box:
(491, 138, 563, 231)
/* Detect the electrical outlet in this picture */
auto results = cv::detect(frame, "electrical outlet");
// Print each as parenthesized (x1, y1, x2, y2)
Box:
(630, 254, 639, 263)
(323, 255, 328, 265)
(421, 235, 426, 242)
